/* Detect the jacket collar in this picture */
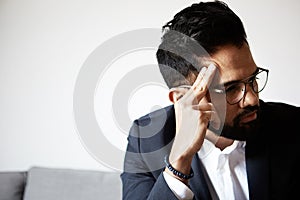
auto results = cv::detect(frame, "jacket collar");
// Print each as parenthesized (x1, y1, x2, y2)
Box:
(189, 154, 212, 200)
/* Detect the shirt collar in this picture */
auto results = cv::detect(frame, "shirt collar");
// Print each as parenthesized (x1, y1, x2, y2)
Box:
(198, 139, 246, 171)
(198, 139, 246, 159)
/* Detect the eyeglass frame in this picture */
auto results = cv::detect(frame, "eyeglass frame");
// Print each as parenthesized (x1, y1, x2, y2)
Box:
(174, 67, 269, 105)
(215, 67, 269, 105)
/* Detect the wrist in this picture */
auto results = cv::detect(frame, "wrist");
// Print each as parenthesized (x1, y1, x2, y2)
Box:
(164, 155, 194, 184)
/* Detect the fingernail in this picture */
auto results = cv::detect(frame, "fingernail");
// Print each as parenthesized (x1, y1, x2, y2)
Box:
(206, 63, 216, 75)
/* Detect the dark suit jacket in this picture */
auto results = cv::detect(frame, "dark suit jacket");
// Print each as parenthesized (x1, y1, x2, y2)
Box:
(121, 100, 300, 200)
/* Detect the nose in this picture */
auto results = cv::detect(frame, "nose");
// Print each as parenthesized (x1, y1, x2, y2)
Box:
(239, 83, 259, 108)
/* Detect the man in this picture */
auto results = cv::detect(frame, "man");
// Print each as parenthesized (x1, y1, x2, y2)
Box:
(121, 1, 300, 199)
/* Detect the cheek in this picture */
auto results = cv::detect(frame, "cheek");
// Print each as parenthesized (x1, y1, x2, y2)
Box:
(209, 93, 227, 124)
(225, 105, 238, 125)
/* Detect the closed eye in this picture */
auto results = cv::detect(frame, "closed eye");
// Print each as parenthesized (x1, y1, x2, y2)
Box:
(225, 84, 240, 93)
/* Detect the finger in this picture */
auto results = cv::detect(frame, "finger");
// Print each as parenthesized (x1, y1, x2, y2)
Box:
(195, 102, 220, 130)
(169, 87, 189, 97)
(172, 64, 217, 103)
(198, 110, 213, 124)
(199, 95, 209, 104)
(192, 103, 213, 111)
(191, 67, 207, 90)
(195, 63, 217, 93)
(181, 67, 207, 103)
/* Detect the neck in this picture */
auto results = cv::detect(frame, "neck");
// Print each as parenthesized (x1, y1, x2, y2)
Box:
(215, 136, 234, 150)
(206, 130, 234, 151)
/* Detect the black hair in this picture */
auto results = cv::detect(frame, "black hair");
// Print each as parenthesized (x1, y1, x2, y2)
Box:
(156, 0, 247, 88)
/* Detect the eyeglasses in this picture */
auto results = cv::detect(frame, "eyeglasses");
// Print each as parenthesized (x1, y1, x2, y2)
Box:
(175, 67, 269, 105)
(212, 67, 269, 105)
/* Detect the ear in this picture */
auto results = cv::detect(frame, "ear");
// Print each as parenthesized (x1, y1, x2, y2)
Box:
(168, 88, 187, 103)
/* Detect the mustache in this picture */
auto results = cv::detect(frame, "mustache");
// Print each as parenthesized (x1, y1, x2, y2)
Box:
(236, 105, 260, 121)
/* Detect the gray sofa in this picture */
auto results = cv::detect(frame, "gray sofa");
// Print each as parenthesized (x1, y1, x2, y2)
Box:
(0, 166, 122, 200)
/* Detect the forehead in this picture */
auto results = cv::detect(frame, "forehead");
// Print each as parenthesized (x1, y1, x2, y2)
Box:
(209, 43, 257, 85)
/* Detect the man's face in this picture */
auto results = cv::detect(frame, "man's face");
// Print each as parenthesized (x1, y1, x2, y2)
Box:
(209, 43, 260, 140)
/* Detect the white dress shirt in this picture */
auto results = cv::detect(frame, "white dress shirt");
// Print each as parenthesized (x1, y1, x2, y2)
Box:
(163, 139, 249, 200)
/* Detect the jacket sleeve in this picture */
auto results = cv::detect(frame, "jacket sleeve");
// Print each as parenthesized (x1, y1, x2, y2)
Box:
(121, 119, 179, 200)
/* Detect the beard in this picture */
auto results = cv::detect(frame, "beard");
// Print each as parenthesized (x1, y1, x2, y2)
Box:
(220, 105, 261, 141)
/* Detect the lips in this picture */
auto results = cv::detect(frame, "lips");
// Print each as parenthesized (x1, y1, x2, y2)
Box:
(240, 110, 257, 124)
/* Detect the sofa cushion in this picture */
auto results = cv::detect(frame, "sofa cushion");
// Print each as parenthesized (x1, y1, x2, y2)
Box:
(0, 171, 27, 200)
(23, 167, 121, 200)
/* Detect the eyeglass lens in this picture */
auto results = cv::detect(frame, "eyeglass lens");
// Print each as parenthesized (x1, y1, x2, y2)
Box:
(226, 69, 268, 104)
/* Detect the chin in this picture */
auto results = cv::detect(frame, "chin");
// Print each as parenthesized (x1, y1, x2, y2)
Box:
(220, 119, 259, 141)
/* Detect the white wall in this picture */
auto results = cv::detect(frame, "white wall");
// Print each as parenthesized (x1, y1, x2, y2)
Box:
(0, 0, 299, 172)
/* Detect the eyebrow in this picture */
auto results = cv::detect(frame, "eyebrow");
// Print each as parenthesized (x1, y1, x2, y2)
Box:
(214, 67, 259, 88)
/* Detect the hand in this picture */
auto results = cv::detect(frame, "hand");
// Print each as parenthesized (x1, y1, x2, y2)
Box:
(165, 64, 218, 183)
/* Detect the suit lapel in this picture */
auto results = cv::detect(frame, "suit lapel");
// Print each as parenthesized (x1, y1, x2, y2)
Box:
(245, 140, 269, 200)
(189, 154, 212, 200)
